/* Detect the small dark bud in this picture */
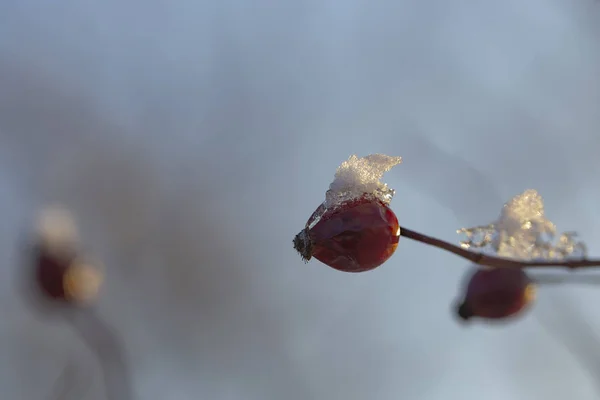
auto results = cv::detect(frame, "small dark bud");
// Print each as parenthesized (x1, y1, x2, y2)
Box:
(456, 302, 473, 321)
(293, 229, 313, 263)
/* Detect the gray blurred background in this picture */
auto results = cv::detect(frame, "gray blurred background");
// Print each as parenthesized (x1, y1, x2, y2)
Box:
(1, 0, 600, 399)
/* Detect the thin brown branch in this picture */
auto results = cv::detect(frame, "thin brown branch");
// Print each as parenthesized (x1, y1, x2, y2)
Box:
(400, 226, 600, 270)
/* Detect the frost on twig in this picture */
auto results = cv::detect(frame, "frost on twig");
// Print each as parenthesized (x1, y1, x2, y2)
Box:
(400, 189, 600, 269)
(458, 190, 587, 261)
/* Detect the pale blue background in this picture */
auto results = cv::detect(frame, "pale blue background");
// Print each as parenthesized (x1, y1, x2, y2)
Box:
(1, 0, 600, 399)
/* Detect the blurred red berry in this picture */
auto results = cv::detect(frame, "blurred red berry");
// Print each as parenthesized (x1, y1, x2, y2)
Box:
(35, 245, 75, 302)
(33, 244, 103, 305)
(456, 267, 536, 321)
(294, 196, 400, 272)
(31, 207, 104, 306)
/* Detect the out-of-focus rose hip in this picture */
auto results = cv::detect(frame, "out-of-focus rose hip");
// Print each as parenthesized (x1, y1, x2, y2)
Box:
(35, 246, 74, 301)
(294, 196, 400, 272)
(456, 267, 536, 321)
(33, 206, 104, 305)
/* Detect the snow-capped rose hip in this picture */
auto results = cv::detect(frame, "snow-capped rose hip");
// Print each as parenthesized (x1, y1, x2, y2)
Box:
(456, 267, 536, 321)
(294, 154, 402, 272)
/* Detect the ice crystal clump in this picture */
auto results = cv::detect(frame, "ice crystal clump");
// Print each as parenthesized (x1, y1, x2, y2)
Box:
(325, 154, 402, 208)
(458, 189, 587, 261)
(304, 154, 401, 231)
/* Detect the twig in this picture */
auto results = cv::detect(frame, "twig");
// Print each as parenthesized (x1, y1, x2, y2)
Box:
(65, 308, 133, 400)
(48, 356, 93, 400)
(532, 272, 600, 285)
(400, 226, 600, 269)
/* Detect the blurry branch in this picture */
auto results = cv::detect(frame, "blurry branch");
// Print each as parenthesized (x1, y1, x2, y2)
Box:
(64, 308, 133, 400)
(533, 273, 600, 285)
(41, 309, 133, 400)
(48, 356, 93, 400)
(400, 227, 600, 270)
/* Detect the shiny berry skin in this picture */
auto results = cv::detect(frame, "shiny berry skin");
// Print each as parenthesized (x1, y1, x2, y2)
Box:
(456, 267, 536, 321)
(294, 196, 400, 272)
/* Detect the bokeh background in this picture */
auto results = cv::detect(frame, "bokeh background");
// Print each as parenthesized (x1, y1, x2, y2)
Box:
(2, 0, 600, 399)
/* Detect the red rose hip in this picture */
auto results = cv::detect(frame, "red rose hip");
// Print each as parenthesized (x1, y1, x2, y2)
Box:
(456, 267, 536, 321)
(294, 196, 400, 272)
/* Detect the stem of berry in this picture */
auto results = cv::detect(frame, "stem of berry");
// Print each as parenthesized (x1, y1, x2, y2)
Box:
(399, 226, 600, 269)
(65, 308, 133, 400)
(456, 302, 472, 321)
